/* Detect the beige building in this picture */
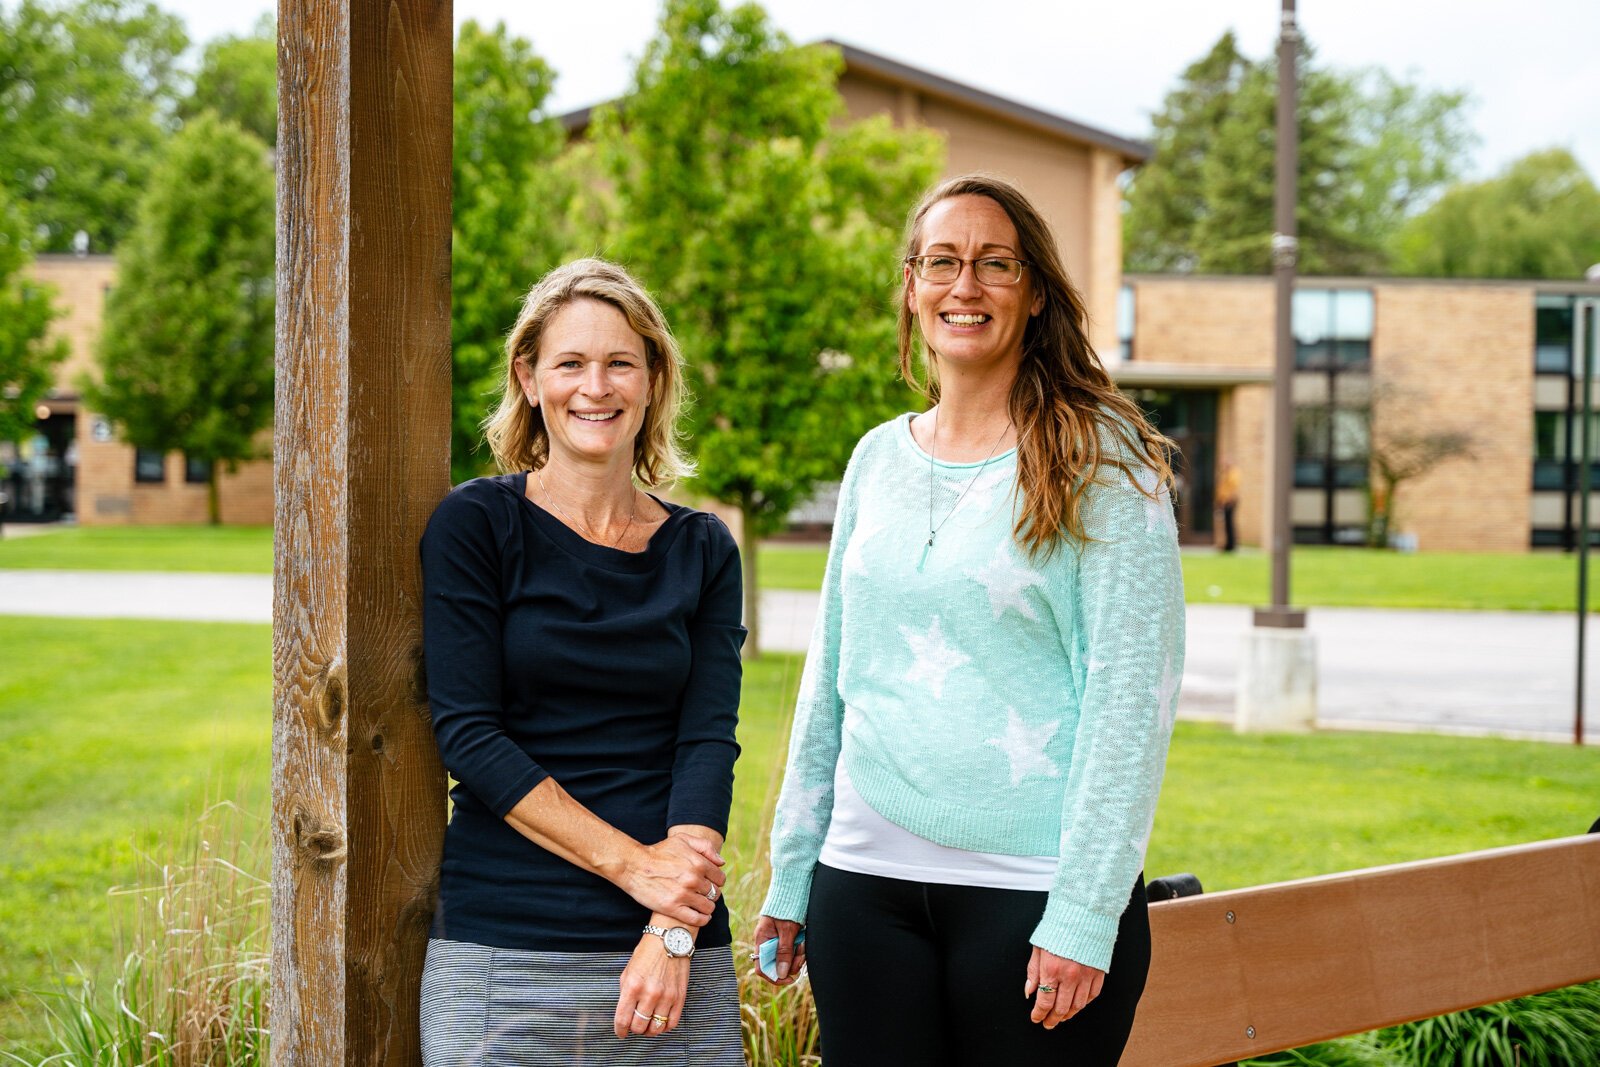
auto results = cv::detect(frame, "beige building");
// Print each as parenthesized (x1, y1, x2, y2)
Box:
(1116, 275, 1600, 552)
(10, 254, 273, 526)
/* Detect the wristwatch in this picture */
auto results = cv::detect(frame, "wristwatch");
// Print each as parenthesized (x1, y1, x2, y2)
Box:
(643, 924, 696, 958)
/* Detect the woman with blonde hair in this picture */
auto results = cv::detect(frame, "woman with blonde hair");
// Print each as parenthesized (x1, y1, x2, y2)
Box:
(418, 258, 745, 1064)
(756, 175, 1185, 1064)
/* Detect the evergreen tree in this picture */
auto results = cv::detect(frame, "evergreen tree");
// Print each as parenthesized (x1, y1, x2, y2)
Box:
(1125, 33, 1473, 275)
(89, 113, 274, 524)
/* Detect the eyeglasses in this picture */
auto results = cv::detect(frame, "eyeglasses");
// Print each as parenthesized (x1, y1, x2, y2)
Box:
(906, 255, 1029, 286)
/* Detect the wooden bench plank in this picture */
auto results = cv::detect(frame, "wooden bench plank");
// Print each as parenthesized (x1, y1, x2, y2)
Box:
(1123, 834, 1600, 1065)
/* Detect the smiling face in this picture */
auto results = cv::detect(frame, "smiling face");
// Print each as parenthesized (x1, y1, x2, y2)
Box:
(906, 194, 1043, 378)
(515, 297, 653, 469)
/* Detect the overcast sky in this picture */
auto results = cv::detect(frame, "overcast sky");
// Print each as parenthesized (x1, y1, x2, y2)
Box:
(168, 0, 1598, 181)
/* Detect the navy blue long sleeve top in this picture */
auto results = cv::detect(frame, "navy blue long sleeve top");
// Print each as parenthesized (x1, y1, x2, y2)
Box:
(420, 473, 745, 952)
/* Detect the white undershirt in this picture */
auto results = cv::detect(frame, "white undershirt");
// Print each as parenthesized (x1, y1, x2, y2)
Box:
(819, 756, 1057, 892)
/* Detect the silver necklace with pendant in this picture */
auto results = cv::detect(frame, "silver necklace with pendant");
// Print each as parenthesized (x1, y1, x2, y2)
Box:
(919, 412, 1011, 571)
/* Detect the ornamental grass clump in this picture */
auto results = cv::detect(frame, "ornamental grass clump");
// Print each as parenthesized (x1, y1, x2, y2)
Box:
(725, 869, 821, 1067)
(13, 802, 270, 1067)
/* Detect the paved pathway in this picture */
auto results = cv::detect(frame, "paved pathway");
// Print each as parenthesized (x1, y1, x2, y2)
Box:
(3, 570, 1596, 742)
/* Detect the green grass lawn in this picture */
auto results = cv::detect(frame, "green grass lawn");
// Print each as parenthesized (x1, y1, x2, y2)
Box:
(0, 525, 272, 573)
(759, 542, 1600, 612)
(3, 615, 1597, 1056)
(5, 525, 1597, 612)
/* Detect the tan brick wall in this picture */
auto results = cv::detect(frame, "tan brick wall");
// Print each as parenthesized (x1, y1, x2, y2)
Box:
(1370, 284, 1532, 553)
(29, 255, 116, 394)
(1129, 277, 1276, 548)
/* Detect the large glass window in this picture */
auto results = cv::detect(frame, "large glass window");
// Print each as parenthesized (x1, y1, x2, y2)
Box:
(1533, 411, 1600, 490)
(1116, 285, 1135, 361)
(1294, 407, 1369, 488)
(134, 448, 165, 484)
(1294, 289, 1373, 370)
(185, 455, 212, 484)
(1535, 295, 1574, 374)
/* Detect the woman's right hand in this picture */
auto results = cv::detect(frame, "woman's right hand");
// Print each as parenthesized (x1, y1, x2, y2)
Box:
(752, 914, 807, 986)
(619, 835, 726, 927)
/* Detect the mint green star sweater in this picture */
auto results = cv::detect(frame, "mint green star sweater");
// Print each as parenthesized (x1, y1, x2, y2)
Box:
(761, 413, 1185, 971)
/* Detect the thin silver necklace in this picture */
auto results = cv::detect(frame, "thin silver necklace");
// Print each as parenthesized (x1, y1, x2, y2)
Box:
(536, 468, 637, 549)
(920, 411, 1011, 571)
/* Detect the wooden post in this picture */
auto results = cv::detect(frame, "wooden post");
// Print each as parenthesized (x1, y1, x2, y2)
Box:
(272, 2, 452, 1063)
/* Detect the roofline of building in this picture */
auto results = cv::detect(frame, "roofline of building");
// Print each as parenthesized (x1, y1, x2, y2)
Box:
(1124, 272, 1600, 295)
(559, 40, 1152, 165)
(821, 40, 1150, 164)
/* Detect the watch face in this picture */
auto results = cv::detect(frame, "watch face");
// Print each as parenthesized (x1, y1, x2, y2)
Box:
(663, 927, 694, 956)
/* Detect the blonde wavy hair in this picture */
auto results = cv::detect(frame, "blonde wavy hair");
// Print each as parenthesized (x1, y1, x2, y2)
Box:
(483, 258, 694, 485)
(897, 174, 1175, 558)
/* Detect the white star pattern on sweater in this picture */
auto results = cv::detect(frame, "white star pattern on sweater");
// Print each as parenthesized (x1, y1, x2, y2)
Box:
(1153, 655, 1182, 731)
(777, 781, 830, 836)
(984, 707, 1061, 786)
(950, 465, 1011, 519)
(843, 515, 885, 579)
(965, 543, 1042, 621)
(900, 615, 971, 699)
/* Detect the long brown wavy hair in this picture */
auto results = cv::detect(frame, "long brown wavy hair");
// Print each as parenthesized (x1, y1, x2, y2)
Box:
(897, 174, 1175, 558)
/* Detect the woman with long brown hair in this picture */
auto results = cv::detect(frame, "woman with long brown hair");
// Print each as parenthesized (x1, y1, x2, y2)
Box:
(755, 175, 1185, 1064)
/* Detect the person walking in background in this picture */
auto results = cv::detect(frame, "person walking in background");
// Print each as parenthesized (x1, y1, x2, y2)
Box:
(417, 259, 746, 1065)
(1216, 457, 1241, 552)
(755, 174, 1185, 1066)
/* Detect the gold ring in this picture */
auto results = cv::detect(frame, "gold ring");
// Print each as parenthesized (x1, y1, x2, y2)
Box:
(1037, 984, 1056, 993)
(652, 1015, 668, 1025)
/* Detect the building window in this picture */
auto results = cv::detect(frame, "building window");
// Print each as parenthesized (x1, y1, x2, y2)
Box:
(185, 455, 213, 484)
(1116, 285, 1135, 361)
(1294, 289, 1373, 370)
(1533, 411, 1600, 490)
(1294, 407, 1369, 489)
(134, 448, 165, 484)
(1535, 295, 1574, 374)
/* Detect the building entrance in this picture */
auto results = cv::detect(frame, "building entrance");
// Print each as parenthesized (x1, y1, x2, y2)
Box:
(1129, 389, 1217, 544)
(1, 412, 76, 523)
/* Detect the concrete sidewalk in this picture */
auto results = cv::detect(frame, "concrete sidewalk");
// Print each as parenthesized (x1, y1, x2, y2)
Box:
(3, 569, 1596, 743)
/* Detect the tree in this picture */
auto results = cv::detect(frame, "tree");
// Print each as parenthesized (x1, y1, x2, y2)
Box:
(0, 0, 188, 252)
(1124, 33, 1474, 275)
(88, 112, 274, 524)
(450, 20, 571, 481)
(594, 0, 943, 654)
(1392, 149, 1600, 279)
(1361, 383, 1475, 548)
(0, 186, 65, 447)
(180, 13, 276, 148)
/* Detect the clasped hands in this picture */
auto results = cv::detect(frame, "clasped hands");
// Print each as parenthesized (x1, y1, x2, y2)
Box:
(613, 831, 724, 1039)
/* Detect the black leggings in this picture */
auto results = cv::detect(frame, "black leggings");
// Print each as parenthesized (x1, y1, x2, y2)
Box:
(805, 864, 1150, 1067)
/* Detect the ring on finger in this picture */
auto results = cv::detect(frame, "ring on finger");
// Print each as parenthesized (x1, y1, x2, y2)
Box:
(632, 1008, 651, 1021)
(707, 885, 719, 902)
(1037, 984, 1056, 993)
(652, 1015, 668, 1026)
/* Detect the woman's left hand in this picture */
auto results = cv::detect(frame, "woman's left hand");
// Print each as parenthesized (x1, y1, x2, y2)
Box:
(1024, 945, 1104, 1029)
(613, 918, 692, 1039)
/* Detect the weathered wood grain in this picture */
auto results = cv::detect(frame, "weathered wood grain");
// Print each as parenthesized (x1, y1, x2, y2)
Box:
(1124, 834, 1600, 1066)
(273, 2, 452, 1063)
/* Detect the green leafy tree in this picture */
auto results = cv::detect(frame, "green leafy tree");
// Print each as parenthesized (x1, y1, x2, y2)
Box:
(88, 113, 274, 524)
(1125, 33, 1474, 275)
(451, 20, 571, 481)
(0, 0, 188, 252)
(180, 13, 276, 147)
(594, 0, 944, 653)
(1392, 149, 1600, 279)
(0, 187, 65, 448)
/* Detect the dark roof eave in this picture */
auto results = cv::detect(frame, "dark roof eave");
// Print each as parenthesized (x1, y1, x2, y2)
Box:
(824, 40, 1150, 164)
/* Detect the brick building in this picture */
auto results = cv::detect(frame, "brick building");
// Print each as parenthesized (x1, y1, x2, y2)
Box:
(1114, 275, 1600, 551)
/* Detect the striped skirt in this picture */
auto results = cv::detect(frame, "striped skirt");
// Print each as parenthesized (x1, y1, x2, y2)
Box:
(420, 938, 746, 1066)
